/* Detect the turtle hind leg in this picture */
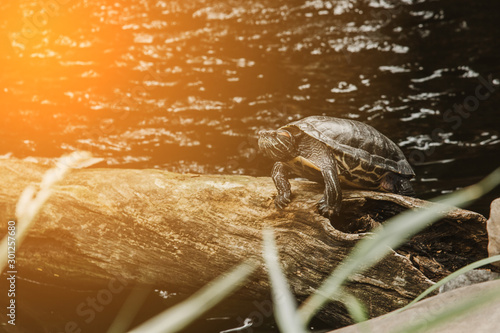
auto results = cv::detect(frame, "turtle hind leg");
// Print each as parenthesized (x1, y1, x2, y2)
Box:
(306, 143, 342, 217)
(381, 173, 415, 197)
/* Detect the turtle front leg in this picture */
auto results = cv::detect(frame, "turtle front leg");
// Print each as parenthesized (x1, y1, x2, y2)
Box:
(271, 162, 292, 209)
(318, 155, 342, 217)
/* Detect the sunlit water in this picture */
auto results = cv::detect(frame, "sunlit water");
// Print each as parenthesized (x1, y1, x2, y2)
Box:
(1, 0, 500, 332)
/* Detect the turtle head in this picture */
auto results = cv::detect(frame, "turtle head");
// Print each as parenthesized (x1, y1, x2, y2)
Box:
(258, 129, 297, 161)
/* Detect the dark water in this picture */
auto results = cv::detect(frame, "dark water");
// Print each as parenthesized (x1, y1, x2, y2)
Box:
(1, 0, 500, 332)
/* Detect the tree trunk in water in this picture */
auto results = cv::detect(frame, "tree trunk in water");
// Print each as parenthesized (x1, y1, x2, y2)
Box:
(0, 160, 489, 329)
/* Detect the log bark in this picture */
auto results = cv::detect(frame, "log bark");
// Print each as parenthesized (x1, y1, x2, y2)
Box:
(0, 159, 489, 328)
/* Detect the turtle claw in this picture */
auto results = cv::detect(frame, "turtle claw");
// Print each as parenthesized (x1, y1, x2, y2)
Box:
(274, 193, 291, 210)
(317, 198, 341, 218)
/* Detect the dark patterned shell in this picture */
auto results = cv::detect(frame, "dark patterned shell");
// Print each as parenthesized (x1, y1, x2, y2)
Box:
(282, 116, 415, 177)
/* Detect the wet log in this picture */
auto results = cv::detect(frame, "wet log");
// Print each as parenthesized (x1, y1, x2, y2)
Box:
(0, 159, 489, 328)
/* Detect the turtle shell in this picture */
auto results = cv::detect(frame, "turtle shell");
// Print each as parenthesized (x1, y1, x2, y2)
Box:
(281, 116, 415, 177)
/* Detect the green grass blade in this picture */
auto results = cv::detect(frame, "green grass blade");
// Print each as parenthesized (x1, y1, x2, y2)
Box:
(391, 283, 500, 333)
(396, 254, 500, 313)
(299, 167, 500, 324)
(128, 260, 257, 333)
(342, 293, 371, 333)
(107, 286, 152, 333)
(262, 229, 308, 333)
(343, 293, 369, 324)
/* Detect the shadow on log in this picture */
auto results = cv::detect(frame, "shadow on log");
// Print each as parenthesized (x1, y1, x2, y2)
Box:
(0, 159, 490, 329)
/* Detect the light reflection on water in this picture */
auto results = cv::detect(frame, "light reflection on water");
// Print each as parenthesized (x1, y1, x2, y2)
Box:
(1, 0, 500, 331)
(1, 0, 499, 199)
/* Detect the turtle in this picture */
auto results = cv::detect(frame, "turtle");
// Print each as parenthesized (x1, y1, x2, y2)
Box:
(258, 116, 415, 217)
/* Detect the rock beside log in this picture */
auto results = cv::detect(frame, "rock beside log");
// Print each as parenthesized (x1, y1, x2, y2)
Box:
(438, 269, 500, 293)
(0, 159, 490, 329)
(329, 278, 500, 333)
(487, 198, 500, 267)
